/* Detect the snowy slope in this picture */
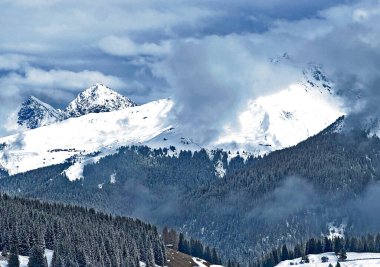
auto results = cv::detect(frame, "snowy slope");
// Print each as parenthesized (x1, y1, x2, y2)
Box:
(192, 257, 223, 267)
(0, 99, 173, 178)
(65, 83, 137, 117)
(276, 252, 380, 267)
(213, 64, 344, 154)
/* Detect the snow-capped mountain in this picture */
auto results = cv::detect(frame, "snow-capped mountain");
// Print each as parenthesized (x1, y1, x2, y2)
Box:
(65, 83, 137, 117)
(16, 83, 138, 130)
(0, 98, 175, 179)
(213, 64, 344, 153)
(0, 64, 345, 179)
(17, 96, 65, 129)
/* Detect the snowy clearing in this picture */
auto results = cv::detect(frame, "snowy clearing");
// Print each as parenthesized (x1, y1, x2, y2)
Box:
(0, 249, 53, 267)
(276, 252, 380, 267)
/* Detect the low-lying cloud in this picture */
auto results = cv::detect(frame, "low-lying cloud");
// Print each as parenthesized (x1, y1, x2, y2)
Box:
(248, 176, 317, 222)
(153, 36, 302, 144)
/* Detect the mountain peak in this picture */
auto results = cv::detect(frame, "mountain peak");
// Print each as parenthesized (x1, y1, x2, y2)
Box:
(302, 63, 334, 93)
(85, 83, 115, 94)
(17, 96, 64, 129)
(65, 84, 137, 117)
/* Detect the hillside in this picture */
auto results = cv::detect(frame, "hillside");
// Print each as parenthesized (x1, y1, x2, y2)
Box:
(3, 119, 380, 265)
(0, 194, 166, 267)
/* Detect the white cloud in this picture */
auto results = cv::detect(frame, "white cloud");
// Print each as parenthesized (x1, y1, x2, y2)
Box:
(152, 35, 302, 143)
(0, 54, 31, 70)
(99, 36, 171, 57)
(3, 67, 125, 91)
(0, 67, 126, 110)
(32, 68, 123, 89)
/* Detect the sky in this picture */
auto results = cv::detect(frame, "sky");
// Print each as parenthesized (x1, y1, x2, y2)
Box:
(0, 0, 379, 136)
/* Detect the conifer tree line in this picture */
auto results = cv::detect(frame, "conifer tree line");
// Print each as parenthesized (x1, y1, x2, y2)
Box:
(0, 194, 166, 267)
(245, 234, 380, 267)
(162, 227, 222, 265)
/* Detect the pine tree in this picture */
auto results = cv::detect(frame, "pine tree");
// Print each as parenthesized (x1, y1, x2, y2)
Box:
(178, 233, 185, 253)
(51, 250, 64, 267)
(162, 227, 170, 245)
(281, 244, 289, 261)
(8, 245, 20, 267)
(76, 249, 88, 267)
(376, 234, 380, 252)
(18, 230, 30, 256)
(316, 240, 323, 253)
(28, 246, 48, 267)
(324, 237, 332, 252)
(1, 248, 8, 257)
(350, 237, 358, 252)
(204, 246, 212, 263)
(338, 248, 347, 261)
(367, 234, 375, 252)
(211, 248, 220, 264)
(293, 244, 303, 258)
(334, 238, 343, 254)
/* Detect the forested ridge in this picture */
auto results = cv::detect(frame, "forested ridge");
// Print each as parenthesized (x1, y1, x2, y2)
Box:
(2, 118, 380, 265)
(0, 194, 166, 267)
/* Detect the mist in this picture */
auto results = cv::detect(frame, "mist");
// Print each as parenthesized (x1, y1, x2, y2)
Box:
(247, 176, 318, 222)
(153, 36, 302, 144)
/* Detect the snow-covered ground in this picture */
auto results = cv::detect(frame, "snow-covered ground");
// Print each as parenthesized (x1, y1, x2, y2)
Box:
(214, 83, 343, 153)
(192, 257, 223, 267)
(0, 249, 53, 267)
(276, 252, 380, 267)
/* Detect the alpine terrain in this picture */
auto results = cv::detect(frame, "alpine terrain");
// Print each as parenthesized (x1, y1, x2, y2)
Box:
(0, 65, 343, 179)
(1, 1, 379, 267)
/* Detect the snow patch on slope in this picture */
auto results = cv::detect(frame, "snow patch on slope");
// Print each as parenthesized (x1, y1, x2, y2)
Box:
(327, 223, 346, 240)
(214, 160, 226, 178)
(192, 257, 223, 267)
(63, 162, 84, 181)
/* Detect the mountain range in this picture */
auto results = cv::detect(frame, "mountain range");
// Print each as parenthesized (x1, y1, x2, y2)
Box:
(1, 66, 379, 265)
(0, 65, 344, 178)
